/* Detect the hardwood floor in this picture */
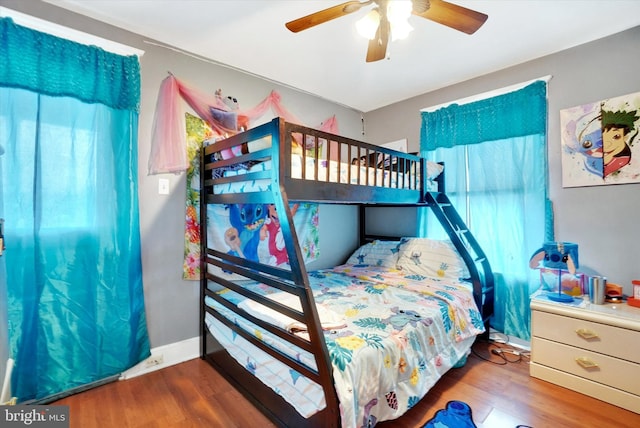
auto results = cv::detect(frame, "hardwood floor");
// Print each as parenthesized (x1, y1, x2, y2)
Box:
(53, 339, 640, 427)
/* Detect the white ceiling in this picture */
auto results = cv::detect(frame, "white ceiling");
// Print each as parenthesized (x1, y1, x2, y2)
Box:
(45, 0, 640, 112)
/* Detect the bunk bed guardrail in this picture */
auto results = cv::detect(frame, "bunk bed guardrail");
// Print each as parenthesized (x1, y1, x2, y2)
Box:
(201, 117, 431, 205)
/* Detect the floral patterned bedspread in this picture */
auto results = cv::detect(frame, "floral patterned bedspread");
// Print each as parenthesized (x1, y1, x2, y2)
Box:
(205, 264, 484, 428)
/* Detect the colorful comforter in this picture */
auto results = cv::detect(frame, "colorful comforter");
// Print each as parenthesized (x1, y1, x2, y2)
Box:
(204, 264, 484, 428)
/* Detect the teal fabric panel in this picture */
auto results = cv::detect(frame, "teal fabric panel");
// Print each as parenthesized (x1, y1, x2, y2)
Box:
(0, 18, 148, 402)
(420, 80, 547, 150)
(0, 17, 140, 111)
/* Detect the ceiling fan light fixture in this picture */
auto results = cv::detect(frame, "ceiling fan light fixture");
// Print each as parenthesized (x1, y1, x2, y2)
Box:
(390, 20, 413, 40)
(388, 1, 413, 41)
(356, 8, 380, 40)
(285, 0, 488, 62)
(387, 0, 413, 23)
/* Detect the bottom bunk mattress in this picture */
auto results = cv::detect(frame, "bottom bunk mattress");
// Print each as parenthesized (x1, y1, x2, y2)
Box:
(204, 264, 484, 428)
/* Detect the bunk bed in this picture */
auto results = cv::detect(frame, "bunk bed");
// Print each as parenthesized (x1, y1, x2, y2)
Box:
(199, 117, 494, 428)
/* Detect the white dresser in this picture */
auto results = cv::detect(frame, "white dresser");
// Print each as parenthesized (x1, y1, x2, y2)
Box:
(530, 297, 640, 413)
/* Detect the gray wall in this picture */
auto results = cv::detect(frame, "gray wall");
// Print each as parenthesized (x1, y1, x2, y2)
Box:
(363, 26, 640, 297)
(2, 0, 362, 352)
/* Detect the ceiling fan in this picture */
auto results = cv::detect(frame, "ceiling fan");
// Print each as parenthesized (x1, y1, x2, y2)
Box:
(285, 0, 488, 62)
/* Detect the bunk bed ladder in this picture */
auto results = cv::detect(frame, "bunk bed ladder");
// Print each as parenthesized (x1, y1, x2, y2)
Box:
(425, 192, 495, 332)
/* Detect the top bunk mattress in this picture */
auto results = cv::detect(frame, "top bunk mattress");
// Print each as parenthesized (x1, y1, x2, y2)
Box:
(212, 153, 443, 194)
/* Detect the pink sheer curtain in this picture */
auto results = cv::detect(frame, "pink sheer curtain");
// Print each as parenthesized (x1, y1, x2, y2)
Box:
(148, 75, 339, 175)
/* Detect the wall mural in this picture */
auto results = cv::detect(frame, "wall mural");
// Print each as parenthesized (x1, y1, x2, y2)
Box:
(561, 91, 640, 187)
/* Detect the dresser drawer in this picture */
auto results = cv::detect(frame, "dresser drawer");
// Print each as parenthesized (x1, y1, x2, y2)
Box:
(530, 363, 640, 414)
(532, 337, 640, 396)
(532, 310, 640, 363)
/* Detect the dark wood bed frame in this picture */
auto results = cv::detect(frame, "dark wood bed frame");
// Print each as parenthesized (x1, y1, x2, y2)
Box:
(199, 117, 494, 427)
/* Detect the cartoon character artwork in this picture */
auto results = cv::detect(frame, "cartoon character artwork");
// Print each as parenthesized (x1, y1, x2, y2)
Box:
(561, 91, 640, 187)
(260, 203, 299, 266)
(386, 307, 433, 331)
(208, 203, 320, 279)
(601, 109, 637, 176)
(225, 204, 268, 262)
(360, 398, 378, 428)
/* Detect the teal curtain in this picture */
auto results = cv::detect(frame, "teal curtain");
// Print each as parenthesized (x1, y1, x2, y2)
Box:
(420, 81, 551, 341)
(0, 18, 149, 402)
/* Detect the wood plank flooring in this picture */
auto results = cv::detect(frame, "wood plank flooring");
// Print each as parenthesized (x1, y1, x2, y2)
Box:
(53, 339, 640, 427)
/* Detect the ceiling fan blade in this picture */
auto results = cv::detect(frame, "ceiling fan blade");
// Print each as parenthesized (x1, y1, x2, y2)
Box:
(366, 17, 390, 62)
(286, 1, 370, 33)
(413, 0, 488, 35)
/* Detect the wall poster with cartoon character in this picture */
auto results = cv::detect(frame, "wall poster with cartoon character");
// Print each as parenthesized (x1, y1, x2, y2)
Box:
(206, 203, 320, 281)
(561, 91, 640, 187)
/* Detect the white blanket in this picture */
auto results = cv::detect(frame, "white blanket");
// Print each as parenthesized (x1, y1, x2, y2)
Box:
(238, 291, 346, 332)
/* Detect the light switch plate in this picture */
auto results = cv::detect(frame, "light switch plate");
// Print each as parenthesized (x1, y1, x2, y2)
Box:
(158, 178, 170, 195)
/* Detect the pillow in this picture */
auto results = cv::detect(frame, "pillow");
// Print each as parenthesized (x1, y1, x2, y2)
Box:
(396, 237, 469, 280)
(345, 240, 401, 267)
(426, 161, 444, 180)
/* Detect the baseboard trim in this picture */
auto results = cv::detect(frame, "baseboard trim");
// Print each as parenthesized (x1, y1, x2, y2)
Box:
(489, 328, 531, 351)
(119, 330, 529, 380)
(120, 336, 200, 380)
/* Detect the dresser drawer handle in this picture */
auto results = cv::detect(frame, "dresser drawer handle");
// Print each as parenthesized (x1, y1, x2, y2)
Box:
(575, 357, 599, 369)
(575, 328, 599, 340)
